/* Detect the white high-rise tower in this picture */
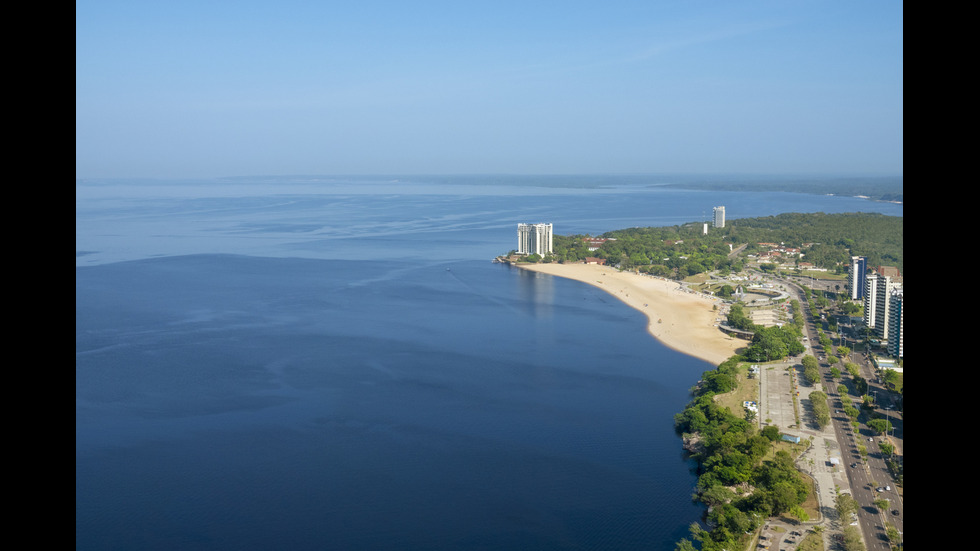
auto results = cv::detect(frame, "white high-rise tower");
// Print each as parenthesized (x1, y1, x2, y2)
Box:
(517, 223, 553, 255)
(864, 273, 901, 339)
(713, 206, 725, 228)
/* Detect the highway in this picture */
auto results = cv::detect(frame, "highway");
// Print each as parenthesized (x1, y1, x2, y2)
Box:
(769, 273, 903, 550)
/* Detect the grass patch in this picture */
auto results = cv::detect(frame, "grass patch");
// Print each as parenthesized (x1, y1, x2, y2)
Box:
(797, 270, 846, 281)
(712, 362, 759, 417)
(798, 470, 821, 521)
(683, 273, 711, 285)
(796, 530, 824, 551)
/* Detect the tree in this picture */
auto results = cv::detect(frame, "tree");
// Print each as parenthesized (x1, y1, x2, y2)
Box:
(882, 369, 902, 391)
(770, 481, 802, 515)
(852, 375, 868, 395)
(688, 523, 708, 544)
(842, 525, 866, 551)
(789, 505, 809, 522)
(700, 485, 736, 506)
(801, 355, 820, 384)
(867, 418, 892, 435)
(885, 523, 902, 546)
(727, 303, 755, 331)
(835, 491, 858, 521)
(754, 452, 809, 515)
(809, 391, 830, 428)
(761, 425, 781, 441)
(803, 363, 820, 385)
(746, 326, 796, 362)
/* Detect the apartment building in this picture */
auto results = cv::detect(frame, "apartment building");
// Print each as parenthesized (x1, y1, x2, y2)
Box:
(517, 223, 553, 256)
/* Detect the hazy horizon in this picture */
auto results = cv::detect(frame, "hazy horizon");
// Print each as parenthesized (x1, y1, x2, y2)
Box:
(76, 1, 903, 179)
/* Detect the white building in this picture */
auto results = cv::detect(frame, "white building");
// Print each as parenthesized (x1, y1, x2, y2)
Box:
(517, 223, 553, 256)
(864, 273, 901, 339)
(713, 206, 725, 228)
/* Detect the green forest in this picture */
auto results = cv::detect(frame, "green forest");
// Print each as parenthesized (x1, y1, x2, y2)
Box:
(544, 212, 902, 277)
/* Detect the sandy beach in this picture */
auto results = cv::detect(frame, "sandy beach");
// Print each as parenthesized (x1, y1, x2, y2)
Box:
(518, 263, 744, 366)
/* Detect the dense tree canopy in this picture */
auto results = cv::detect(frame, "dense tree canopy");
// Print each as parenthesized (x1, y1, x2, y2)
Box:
(543, 212, 902, 276)
(674, 355, 811, 550)
(721, 212, 902, 272)
(745, 325, 805, 362)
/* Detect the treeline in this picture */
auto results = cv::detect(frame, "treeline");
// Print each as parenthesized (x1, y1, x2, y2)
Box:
(723, 212, 903, 272)
(551, 225, 744, 278)
(673, 356, 811, 551)
(544, 212, 901, 277)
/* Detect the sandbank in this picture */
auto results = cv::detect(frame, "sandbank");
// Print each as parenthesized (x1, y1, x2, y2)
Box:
(517, 263, 743, 366)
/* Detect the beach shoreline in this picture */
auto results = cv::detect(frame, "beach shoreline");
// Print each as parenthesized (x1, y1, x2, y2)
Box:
(516, 262, 744, 366)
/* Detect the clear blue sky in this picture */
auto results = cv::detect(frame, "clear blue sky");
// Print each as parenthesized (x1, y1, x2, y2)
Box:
(76, 1, 903, 179)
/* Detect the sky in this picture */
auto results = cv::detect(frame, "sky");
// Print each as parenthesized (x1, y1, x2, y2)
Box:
(76, 1, 903, 179)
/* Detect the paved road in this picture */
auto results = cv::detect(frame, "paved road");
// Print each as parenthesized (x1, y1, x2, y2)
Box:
(765, 273, 903, 550)
(728, 243, 748, 259)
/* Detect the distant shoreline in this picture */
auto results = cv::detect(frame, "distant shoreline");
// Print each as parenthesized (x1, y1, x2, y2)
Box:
(515, 263, 744, 366)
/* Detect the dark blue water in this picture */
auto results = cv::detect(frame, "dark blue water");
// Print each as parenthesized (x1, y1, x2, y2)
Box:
(76, 176, 902, 550)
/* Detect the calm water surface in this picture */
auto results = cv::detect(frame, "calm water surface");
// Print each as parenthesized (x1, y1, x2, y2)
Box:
(76, 176, 901, 550)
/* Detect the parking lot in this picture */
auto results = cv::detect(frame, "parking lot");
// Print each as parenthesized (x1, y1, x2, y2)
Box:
(758, 360, 799, 430)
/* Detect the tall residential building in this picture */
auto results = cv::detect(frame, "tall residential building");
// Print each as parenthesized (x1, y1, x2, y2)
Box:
(863, 273, 882, 334)
(517, 223, 553, 256)
(848, 256, 868, 300)
(887, 290, 903, 358)
(713, 206, 725, 228)
(864, 273, 901, 339)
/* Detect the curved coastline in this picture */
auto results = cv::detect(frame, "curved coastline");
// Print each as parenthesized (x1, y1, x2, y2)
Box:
(516, 262, 744, 366)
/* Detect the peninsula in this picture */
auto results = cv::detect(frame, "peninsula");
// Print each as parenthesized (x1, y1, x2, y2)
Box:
(517, 262, 744, 365)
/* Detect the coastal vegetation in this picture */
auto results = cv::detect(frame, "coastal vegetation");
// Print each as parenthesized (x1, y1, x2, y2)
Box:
(512, 210, 903, 548)
(673, 356, 812, 551)
(723, 212, 903, 272)
(542, 212, 902, 277)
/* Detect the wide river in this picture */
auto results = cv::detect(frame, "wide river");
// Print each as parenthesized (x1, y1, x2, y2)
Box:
(76, 175, 902, 550)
